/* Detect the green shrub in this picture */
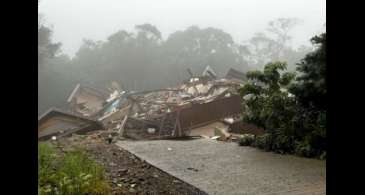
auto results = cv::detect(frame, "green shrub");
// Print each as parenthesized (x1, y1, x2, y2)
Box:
(238, 134, 255, 146)
(253, 133, 273, 151)
(294, 139, 315, 157)
(38, 143, 57, 187)
(270, 131, 295, 154)
(38, 142, 111, 195)
(56, 150, 111, 195)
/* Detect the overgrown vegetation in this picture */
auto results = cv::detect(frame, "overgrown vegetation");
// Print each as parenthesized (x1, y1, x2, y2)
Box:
(38, 142, 111, 194)
(239, 33, 326, 159)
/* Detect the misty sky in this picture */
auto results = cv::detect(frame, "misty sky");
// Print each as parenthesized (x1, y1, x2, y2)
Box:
(39, 0, 326, 57)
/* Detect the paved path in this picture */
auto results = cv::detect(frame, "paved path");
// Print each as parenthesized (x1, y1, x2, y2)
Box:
(116, 138, 326, 195)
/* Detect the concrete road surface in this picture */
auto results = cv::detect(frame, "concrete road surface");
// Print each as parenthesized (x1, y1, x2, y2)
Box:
(116, 138, 325, 195)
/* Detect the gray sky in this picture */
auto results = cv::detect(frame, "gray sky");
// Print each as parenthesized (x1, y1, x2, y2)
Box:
(39, 0, 326, 57)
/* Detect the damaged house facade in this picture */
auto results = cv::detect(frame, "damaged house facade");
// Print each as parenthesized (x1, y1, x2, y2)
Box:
(67, 83, 110, 117)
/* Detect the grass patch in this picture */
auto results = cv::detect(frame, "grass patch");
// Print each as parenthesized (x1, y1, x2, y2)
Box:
(38, 142, 111, 195)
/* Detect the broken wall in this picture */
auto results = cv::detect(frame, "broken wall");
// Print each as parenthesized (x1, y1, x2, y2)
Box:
(178, 95, 243, 130)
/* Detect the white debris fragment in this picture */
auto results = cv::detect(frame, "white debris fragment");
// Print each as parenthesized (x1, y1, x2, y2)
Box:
(210, 136, 220, 140)
(189, 78, 199, 83)
(224, 118, 234, 124)
(167, 147, 172, 151)
(106, 90, 119, 102)
(51, 136, 57, 141)
(147, 128, 156, 134)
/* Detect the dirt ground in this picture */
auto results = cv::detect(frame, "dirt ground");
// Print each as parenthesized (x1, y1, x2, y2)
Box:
(52, 131, 208, 195)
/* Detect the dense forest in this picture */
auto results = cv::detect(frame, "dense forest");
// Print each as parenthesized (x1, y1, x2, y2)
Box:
(38, 14, 315, 115)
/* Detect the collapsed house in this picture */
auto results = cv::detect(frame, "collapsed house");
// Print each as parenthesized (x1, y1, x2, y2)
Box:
(38, 108, 103, 141)
(39, 67, 263, 141)
(67, 83, 110, 118)
(91, 68, 247, 140)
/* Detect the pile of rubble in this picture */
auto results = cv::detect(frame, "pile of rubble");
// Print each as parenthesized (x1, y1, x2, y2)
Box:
(38, 67, 264, 141)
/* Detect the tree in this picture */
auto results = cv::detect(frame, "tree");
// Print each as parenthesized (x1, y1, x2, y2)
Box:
(163, 26, 249, 79)
(239, 33, 326, 157)
(38, 7, 65, 114)
(135, 23, 162, 42)
(70, 24, 251, 92)
(290, 33, 326, 110)
(289, 33, 326, 155)
(267, 18, 302, 59)
(38, 14, 61, 67)
(239, 62, 296, 130)
(242, 18, 308, 70)
(242, 33, 277, 69)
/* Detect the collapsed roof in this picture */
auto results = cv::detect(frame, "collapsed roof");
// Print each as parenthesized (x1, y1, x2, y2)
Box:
(38, 107, 103, 140)
(225, 68, 246, 82)
(67, 83, 110, 117)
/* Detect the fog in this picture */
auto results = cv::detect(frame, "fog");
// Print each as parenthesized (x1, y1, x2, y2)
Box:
(39, 0, 325, 57)
(38, 0, 326, 115)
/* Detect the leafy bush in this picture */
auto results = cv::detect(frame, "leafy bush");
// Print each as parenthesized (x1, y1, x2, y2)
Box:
(38, 143, 57, 187)
(271, 131, 295, 154)
(238, 134, 255, 146)
(294, 139, 315, 157)
(38, 142, 111, 195)
(253, 134, 273, 151)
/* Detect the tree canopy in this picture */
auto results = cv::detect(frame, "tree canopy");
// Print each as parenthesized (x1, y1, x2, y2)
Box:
(290, 33, 326, 110)
(38, 17, 315, 115)
(239, 32, 326, 158)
